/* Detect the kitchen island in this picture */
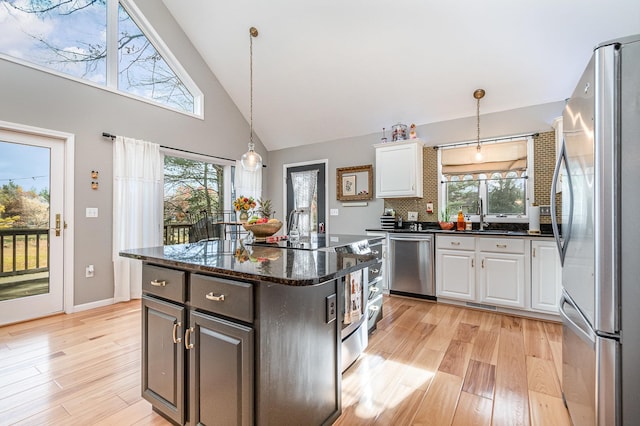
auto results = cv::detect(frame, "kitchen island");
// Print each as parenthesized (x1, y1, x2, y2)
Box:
(120, 235, 379, 426)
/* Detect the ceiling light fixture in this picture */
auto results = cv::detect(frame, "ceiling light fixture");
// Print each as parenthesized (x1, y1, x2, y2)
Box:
(474, 88, 485, 161)
(240, 26, 262, 171)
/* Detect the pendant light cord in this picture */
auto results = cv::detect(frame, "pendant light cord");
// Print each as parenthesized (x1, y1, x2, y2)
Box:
(249, 27, 258, 148)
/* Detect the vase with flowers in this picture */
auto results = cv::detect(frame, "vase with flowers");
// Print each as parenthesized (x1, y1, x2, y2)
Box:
(233, 195, 257, 222)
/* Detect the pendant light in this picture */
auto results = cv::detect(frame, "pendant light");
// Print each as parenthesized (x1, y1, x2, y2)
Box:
(240, 27, 262, 171)
(474, 89, 485, 161)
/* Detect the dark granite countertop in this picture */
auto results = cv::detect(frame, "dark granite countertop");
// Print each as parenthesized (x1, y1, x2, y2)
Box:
(120, 235, 380, 286)
(366, 223, 556, 238)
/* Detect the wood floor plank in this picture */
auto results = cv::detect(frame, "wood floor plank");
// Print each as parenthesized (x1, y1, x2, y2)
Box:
(12, 403, 71, 425)
(411, 371, 463, 425)
(493, 329, 530, 426)
(438, 340, 472, 378)
(528, 390, 572, 426)
(454, 322, 480, 343)
(523, 319, 552, 360)
(452, 391, 493, 426)
(470, 330, 500, 365)
(526, 356, 562, 397)
(462, 359, 496, 400)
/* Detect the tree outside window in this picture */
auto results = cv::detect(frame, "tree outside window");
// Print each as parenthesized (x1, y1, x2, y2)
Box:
(0, 0, 197, 113)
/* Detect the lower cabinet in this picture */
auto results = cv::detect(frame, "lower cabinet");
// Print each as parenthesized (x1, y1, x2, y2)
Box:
(188, 311, 253, 426)
(530, 240, 562, 313)
(436, 235, 560, 317)
(141, 265, 254, 426)
(141, 295, 186, 425)
(478, 251, 526, 308)
(436, 248, 476, 301)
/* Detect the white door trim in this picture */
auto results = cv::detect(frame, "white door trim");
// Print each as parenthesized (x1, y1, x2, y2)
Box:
(0, 120, 75, 315)
(282, 159, 329, 234)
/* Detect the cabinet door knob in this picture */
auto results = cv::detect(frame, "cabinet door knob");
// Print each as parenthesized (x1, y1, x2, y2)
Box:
(184, 327, 194, 350)
(206, 292, 225, 302)
(150, 280, 166, 287)
(172, 322, 182, 344)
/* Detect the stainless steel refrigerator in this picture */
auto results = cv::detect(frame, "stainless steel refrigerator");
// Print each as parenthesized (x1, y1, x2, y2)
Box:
(551, 34, 640, 426)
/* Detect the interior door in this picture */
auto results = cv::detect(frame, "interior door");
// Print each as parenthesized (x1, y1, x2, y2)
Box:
(285, 162, 326, 236)
(0, 130, 65, 325)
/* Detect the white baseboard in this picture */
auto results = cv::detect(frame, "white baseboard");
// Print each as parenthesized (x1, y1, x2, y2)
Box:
(72, 298, 115, 313)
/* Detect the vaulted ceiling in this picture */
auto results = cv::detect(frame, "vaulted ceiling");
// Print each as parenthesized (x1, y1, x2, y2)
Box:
(162, 0, 640, 151)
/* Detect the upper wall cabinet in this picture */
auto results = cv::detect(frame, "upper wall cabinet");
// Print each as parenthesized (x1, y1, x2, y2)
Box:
(374, 140, 424, 198)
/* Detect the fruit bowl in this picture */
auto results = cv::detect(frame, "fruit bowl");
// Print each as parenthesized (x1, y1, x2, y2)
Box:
(439, 221, 455, 230)
(242, 219, 283, 240)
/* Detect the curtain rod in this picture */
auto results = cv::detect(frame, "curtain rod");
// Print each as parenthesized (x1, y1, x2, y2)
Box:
(432, 132, 539, 150)
(101, 132, 267, 167)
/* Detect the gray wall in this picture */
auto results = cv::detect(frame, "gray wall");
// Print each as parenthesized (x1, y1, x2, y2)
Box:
(0, 0, 266, 306)
(266, 101, 564, 234)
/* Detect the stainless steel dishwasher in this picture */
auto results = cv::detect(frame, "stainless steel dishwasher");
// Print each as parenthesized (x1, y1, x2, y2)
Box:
(388, 233, 435, 299)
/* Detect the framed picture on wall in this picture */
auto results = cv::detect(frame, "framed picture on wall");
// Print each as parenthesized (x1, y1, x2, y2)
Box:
(342, 175, 356, 196)
(336, 164, 373, 201)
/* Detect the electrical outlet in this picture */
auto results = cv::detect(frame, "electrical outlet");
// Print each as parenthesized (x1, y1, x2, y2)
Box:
(330, 209, 339, 216)
(539, 205, 551, 216)
(86, 265, 94, 278)
(86, 207, 98, 218)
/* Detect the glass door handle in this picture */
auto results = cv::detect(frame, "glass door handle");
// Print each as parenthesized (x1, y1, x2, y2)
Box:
(55, 213, 61, 236)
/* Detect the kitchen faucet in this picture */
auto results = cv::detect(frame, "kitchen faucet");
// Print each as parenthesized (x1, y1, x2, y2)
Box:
(478, 198, 489, 231)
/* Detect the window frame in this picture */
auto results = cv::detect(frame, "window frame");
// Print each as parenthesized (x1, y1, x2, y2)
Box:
(438, 136, 534, 224)
(0, 0, 203, 118)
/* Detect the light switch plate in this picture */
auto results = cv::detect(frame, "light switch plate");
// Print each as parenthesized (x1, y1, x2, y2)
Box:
(330, 208, 339, 216)
(86, 207, 98, 218)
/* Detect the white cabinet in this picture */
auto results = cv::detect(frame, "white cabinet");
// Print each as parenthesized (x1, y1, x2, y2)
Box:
(375, 140, 424, 198)
(436, 235, 528, 310)
(531, 240, 562, 313)
(477, 238, 526, 309)
(436, 235, 476, 301)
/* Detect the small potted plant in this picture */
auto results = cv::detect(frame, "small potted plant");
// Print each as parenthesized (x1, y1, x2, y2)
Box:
(439, 207, 455, 230)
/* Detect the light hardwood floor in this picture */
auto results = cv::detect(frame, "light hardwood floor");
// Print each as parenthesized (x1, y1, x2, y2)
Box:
(0, 296, 571, 425)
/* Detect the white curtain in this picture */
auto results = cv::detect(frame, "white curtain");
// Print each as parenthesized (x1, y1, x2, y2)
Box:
(291, 169, 318, 238)
(112, 136, 164, 302)
(234, 159, 262, 200)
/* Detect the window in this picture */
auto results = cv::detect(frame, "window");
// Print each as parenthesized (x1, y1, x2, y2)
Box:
(440, 137, 532, 221)
(163, 154, 232, 245)
(0, 0, 201, 115)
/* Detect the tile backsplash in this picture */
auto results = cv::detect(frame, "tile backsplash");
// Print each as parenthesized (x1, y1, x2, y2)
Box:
(384, 131, 561, 225)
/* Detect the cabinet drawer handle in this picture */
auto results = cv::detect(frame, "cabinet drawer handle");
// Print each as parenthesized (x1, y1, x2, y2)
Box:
(150, 280, 166, 287)
(369, 287, 379, 299)
(481, 259, 485, 268)
(471, 259, 474, 268)
(496, 244, 507, 248)
(368, 304, 380, 320)
(172, 322, 182, 344)
(206, 292, 225, 302)
(184, 327, 194, 350)
(450, 241, 461, 246)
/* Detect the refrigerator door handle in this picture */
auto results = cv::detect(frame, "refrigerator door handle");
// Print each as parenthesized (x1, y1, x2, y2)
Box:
(551, 138, 573, 266)
(559, 292, 596, 345)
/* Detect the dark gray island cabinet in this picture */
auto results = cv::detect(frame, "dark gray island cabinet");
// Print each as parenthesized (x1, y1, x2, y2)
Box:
(122, 237, 378, 426)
